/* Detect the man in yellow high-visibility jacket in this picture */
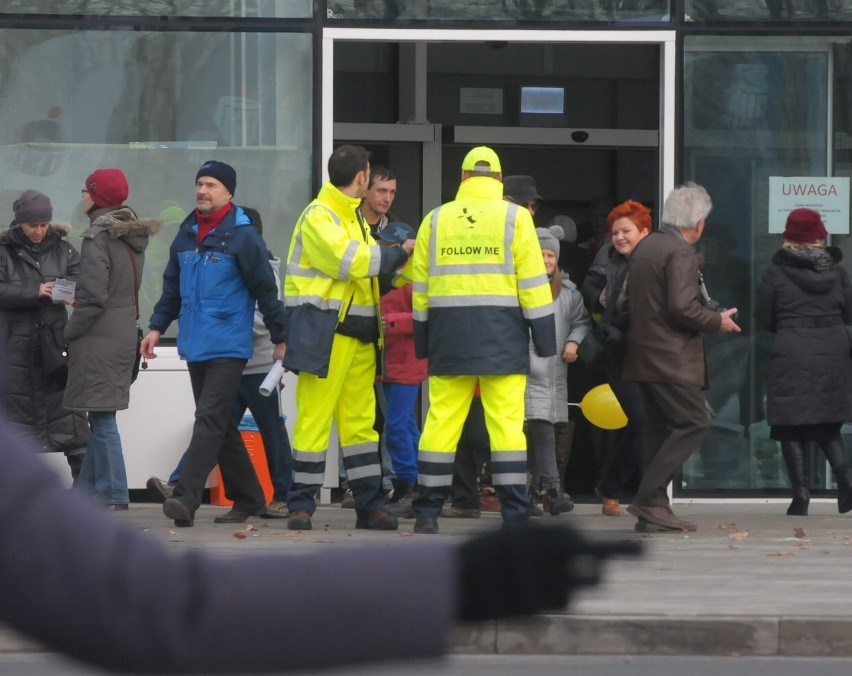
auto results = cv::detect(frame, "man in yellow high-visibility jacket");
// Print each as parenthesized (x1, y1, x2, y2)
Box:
(283, 145, 414, 532)
(405, 146, 556, 534)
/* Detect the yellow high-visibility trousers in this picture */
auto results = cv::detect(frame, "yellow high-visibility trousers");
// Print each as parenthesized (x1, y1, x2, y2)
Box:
(289, 333, 382, 514)
(416, 373, 529, 520)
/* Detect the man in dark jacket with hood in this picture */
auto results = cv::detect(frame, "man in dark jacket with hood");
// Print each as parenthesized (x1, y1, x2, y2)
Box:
(141, 161, 287, 527)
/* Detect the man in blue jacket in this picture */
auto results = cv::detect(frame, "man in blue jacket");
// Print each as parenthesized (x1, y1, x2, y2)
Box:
(141, 161, 287, 527)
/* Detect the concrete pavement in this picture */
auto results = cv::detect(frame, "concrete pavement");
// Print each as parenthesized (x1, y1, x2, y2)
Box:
(3, 500, 852, 659)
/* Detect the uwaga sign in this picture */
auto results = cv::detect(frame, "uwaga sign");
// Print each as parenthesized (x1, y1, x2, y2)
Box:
(768, 176, 850, 235)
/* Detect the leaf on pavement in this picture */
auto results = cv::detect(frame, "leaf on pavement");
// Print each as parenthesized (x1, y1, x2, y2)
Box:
(729, 530, 749, 541)
(793, 527, 806, 539)
(232, 531, 247, 540)
(767, 550, 793, 557)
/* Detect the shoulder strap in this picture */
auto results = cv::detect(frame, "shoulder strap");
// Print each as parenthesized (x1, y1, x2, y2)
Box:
(122, 241, 140, 321)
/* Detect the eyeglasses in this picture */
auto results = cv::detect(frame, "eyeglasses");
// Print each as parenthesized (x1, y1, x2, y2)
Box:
(81, 189, 89, 196)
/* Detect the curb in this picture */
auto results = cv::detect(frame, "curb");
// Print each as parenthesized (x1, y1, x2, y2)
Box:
(450, 615, 852, 657)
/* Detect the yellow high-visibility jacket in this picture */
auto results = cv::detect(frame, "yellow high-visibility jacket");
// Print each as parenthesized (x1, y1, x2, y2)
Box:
(407, 176, 556, 376)
(284, 182, 408, 370)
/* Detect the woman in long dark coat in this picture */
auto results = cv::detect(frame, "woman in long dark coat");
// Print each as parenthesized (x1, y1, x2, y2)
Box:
(755, 207, 852, 516)
(64, 169, 160, 509)
(0, 190, 89, 481)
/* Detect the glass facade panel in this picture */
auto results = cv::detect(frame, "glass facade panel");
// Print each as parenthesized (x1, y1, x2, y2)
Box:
(326, 1, 670, 22)
(680, 38, 831, 495)
(0, 1, 312, 18)
(0, 28, 313, 335)
(685, 0, 852, 21)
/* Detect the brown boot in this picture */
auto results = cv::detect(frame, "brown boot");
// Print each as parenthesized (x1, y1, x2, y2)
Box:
(601, 497, 625, 517)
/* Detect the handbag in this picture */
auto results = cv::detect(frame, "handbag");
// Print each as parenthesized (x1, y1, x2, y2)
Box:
(38, 322, 69, 383)
(282, 303, 339, 378)
(123, 242, 146, 383)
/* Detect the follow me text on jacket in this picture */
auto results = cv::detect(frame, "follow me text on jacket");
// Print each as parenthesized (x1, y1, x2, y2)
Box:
(407, 175, 557, 375)
(148, 205, 286, 362)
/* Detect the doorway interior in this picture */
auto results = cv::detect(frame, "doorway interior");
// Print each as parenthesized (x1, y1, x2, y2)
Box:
(329, 31, 673, 497)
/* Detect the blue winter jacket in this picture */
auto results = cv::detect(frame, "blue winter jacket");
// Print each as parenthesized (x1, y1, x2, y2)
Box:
(149, 206, 287, 362)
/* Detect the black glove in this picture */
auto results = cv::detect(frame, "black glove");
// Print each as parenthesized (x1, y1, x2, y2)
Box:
(456, 522, 640, 622)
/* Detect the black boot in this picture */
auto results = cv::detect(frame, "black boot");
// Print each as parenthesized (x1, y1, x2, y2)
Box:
(66, 453, 84, 489)
(780, 440, 809, 516)
(542, 487, 574, 516)
(819, 432, 852, 514)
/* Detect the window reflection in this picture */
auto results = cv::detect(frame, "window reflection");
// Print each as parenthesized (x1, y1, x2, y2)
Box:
(0, 28, 313, 336)
(681, 43, 829, 493)
(326, 0, 670, 22)
(0, 1, 312, 18)
(686, 0, 852, 21)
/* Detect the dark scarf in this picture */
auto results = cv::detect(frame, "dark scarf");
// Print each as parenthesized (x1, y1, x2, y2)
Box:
(195, 202, 232, 243)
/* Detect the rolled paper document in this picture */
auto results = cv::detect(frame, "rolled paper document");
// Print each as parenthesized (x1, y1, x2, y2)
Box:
(258, 360, 285, 397)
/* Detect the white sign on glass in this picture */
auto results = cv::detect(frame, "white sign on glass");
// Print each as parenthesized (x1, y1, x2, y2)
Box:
(767, 176, 850, 235)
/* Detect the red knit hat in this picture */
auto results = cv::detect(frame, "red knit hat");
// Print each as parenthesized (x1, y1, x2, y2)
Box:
(783, 208, 827, 244)
(85, 168, 129, 208)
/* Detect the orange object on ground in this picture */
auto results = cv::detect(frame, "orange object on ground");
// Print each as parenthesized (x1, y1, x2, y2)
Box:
(208, 431, 273, 506)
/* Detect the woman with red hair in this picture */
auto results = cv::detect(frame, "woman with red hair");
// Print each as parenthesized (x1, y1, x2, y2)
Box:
(580, 200, 652, 516)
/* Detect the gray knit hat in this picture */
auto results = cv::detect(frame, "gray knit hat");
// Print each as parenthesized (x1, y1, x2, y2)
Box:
(13, 189, 53, 224)
(536, 224, 564, 257)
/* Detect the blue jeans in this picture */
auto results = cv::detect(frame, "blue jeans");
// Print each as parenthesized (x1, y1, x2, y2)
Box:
(78, 411, 128, 505)
(169, 373, 294, 503)
(381, 382, 421, 485)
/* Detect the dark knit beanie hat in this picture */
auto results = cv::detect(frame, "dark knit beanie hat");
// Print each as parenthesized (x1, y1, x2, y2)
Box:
(196, 160, 237, 195)
(783, 208, 828, 244)
(13, 189, 53, 224)
(85, 168, 129, 208)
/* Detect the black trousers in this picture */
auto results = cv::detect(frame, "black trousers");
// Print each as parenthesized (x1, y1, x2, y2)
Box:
(172, 358, 266, 515)
(633, 381, 708, 507)
(450, 398, 490, 510)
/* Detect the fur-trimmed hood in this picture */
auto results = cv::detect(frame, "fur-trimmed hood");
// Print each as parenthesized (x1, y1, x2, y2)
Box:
(89, 206, 162, 239)
(0, 220, 72, 242)
(773, 245, 843, 295)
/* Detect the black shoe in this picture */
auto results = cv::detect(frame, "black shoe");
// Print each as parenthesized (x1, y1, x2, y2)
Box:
(543, 488, 575, 516)
(413, 516, 439, 534)
(786, 496, 809, 516)
(163, 498, 193, 527)
(146, 476, 174, 503)
(287, 509, 312, 531)
(356, 509, 399, 530)
(214, 507, 265, 523)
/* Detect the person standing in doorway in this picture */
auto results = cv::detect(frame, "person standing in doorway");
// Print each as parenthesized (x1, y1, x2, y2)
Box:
(407, 146, 556, 534)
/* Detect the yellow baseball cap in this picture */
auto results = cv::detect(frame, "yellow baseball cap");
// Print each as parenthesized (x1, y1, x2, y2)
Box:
(461, 146, 502, 173)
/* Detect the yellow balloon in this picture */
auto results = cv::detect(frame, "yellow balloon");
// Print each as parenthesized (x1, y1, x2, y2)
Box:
(579, 384, 628, 430)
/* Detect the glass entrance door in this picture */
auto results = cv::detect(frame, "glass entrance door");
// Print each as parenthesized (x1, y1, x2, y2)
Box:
(328, 31, 674, 498)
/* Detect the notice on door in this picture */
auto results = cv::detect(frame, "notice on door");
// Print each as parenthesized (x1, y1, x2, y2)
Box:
(768, 176, 850, 235)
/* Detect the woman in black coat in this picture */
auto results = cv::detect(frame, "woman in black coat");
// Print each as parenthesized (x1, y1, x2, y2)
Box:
(0, 190, 89, 482)
(755, 208, 852, 516)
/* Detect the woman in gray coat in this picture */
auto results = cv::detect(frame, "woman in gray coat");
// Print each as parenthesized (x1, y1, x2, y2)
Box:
(755, 208, 852, 516)
(0, 190, 89, 481)
(64, 169, 161, 509)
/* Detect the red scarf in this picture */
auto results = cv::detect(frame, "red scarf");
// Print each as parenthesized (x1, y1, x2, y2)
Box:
(196, 202, 232, 243)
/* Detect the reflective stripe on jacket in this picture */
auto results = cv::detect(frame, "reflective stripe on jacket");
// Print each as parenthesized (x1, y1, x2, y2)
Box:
(285, 182, 390, 356)
(408, 175, 556, 375)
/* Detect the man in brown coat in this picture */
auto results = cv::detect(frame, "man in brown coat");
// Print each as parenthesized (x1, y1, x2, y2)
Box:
(622, 183, 740, 532)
